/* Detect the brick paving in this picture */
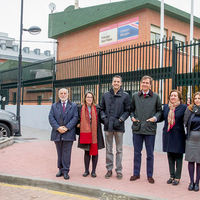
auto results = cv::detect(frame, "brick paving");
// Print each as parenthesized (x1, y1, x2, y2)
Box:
(0, 127, 199, 200)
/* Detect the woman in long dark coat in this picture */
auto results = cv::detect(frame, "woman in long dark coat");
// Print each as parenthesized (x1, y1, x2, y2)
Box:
(77, 91, 105, 178)
(184, 92, 200, 192)
(162, 90, 187, 185)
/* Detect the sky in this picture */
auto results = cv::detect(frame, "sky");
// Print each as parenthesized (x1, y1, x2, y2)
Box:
(0, 0, 200, 54)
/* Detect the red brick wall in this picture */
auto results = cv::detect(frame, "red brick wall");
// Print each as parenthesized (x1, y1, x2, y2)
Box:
(0, 59, 6, 63)
(8, 85, 52, 105)
(57, 8, 200, 61)
(146, 9, 200, 41)
(57, 8, 149, 60)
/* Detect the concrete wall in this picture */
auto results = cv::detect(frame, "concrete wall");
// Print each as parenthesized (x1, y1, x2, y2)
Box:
(124, 119, 164, 152)
(5, 105, 52, 131)
(5, 105, 164, 152)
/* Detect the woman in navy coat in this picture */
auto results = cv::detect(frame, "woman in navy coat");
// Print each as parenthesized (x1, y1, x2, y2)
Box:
(162, 90, 187, 185)
(184, 92, 200, 192)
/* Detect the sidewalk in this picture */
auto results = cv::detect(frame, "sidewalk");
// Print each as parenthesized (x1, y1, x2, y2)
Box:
(0, 127, 199, 200)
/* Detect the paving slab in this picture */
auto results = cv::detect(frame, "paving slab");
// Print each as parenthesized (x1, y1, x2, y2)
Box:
(0, 127, 199, 200)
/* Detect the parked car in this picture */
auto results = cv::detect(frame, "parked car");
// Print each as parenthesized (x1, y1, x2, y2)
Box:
(0, 109, 19, 137)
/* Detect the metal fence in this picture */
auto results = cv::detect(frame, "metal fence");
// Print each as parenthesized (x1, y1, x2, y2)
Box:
(55, 37, 199, 104)
(55, 38, 173, 104)
(0, 59, 54, 107)
(0, 37, 199, 107)
(176, 41, 200, 100)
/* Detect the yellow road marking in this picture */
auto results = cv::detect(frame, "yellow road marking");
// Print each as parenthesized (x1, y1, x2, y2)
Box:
(0, 182, 97, 200)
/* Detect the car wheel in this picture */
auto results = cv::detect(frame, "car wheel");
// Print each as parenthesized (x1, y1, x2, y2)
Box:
(0, 123, 11, 138)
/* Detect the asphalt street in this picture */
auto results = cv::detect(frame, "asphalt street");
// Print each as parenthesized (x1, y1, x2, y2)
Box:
(0, 182, 98, 200)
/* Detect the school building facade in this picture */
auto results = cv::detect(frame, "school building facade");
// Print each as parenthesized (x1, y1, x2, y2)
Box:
(49, 0, 200, 59)
(1, 0, 200, 107)
(47, 0, 200, 103)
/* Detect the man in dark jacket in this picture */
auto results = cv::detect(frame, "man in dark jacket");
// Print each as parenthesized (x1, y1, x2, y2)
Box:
(130, 76, 162, 184)
(100, 75, 131, 179)
(49, 88, 78, 180)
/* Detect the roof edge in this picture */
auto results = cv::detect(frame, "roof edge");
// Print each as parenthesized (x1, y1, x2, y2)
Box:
(48, 0, 200, 39)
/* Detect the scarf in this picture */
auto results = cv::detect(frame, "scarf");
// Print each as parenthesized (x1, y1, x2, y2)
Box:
(167, 101, 180, 132)
(193, 105, 200, 116)
(80, 104, 98, 155)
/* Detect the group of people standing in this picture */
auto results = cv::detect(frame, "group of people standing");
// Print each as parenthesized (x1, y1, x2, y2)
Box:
(162, 90, 200, 192)
(48, 75, 200, 192)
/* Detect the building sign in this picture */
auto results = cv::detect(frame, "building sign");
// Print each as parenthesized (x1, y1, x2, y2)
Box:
(118, 18, 139, 42)
(99, 24, 118, 47)
(99, 17, 139, 47)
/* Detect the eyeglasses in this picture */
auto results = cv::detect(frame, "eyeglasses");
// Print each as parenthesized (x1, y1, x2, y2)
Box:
(86, 97, 93, 99)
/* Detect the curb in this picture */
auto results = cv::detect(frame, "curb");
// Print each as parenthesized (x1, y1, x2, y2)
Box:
(0, 174, 166, 200)
(0, 137, 14, 149)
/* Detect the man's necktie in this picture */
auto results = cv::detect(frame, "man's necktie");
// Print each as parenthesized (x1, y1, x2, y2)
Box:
(62, 102, 66, 112)
(144, 93, 146, 98)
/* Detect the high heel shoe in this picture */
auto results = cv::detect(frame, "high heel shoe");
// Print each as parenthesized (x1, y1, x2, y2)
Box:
(82, 171, 89, 177)
(194, 183, 199, 192)
(91, 172, 97, 178)
(188, 182, 194, 191)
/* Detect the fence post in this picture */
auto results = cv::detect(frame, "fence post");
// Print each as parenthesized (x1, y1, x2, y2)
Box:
(98, 52, 103, 104)
(172, 36, 177, 89)
(52, 58, 56, 103)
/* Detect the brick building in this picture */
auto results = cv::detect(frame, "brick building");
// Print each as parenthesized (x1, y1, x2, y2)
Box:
(49, 0, 200, 60)
(47, 0, 200, 103)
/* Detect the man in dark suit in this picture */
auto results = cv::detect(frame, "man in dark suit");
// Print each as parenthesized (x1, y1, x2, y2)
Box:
(49, 88, 78, 180)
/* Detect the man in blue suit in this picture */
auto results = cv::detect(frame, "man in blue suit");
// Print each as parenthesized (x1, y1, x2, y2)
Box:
(49, 88, 78, 180)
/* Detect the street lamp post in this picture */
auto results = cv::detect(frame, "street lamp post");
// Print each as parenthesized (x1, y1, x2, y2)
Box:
(15, 0, 41, 136)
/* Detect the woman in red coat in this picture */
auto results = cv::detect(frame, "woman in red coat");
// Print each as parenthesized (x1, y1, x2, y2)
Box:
(77, 91, 105, 178)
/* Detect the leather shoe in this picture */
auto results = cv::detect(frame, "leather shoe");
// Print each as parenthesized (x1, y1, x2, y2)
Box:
(91, 172, 97, 178)
(82, 171, 89, 177)
(188, 182, 194, 191)
(147, 177, 155, 184)
(63, 173, 70, 180)
(194, 183, 199, 192)
(130, 175, 140, 181)
(105, 170, 112, 179)
(167, 178, 174, 184)
(172, 179, 180, 185)
(56, 170, 63, 177)
(116, 172, 123, 179)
